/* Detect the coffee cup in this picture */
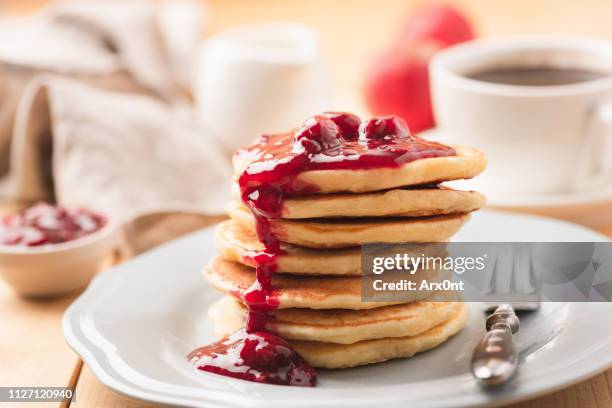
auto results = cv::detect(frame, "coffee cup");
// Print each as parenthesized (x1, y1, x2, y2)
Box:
(430, 37, 612, 196)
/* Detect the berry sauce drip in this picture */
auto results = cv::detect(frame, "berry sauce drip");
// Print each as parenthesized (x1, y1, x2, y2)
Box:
(188, 329, 316, 386)
(189, 113, 455, 387)
(0, 202, 107, 247)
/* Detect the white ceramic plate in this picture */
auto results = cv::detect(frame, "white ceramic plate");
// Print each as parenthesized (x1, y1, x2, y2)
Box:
(63, 210, 612, 408)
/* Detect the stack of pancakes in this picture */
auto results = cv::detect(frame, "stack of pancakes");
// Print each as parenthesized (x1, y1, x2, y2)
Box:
(205, 145, 486, 369)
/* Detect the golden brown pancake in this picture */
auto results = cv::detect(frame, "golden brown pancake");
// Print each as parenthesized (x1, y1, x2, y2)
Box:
(211, 301, 469, 369)
(234, 145, 486, 194)
(204, 256, 442, 309)
(216, 220, 362, 275)
(292, 304, 468, 368)
(232, 184, 485, 219)
(227, 201, 469, 248)
(216, 220, 449, 276)
(209, 295, 463, 344)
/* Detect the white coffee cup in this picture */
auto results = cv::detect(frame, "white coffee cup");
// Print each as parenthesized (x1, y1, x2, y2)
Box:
(195, 22, 329, 154)
(430, 37, 612, 196)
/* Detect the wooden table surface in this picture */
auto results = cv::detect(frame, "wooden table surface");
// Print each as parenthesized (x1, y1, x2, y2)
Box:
(2, 0, 612, 407)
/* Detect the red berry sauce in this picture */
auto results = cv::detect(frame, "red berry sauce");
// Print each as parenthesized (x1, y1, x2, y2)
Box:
(189, 113, 455, 386)
(0, 203, 107, 247)
(237, 113, 455, 178)
(188, 329, 316, 386)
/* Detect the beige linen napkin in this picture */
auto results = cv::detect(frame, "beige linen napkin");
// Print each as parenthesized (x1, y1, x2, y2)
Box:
(0, 0, 235, 222)
(9, 76, 232, 220)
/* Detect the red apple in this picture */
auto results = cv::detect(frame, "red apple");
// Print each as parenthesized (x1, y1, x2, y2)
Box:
(364, 42, 438, 133)
(363, 5, 475, 133)
(400, 5, 475, 47)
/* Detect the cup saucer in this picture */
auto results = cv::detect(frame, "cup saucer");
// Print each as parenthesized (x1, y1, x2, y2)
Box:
(420, 128, 612, 229)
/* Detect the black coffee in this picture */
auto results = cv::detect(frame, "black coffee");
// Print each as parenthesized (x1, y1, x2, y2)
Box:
(467, 67, 607, 86)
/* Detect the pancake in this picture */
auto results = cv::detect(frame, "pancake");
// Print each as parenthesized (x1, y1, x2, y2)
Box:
(279, 186, 484, 219)
(210, 295, 463, 344)
(227, 200, 469, 248)
(204, 256, 443, 309)
(231, 184, 485, 219)
(216, 220, 449, 275)
(216, 220, 362, 275)
(211, 301, 469, 369)
(234, 145, 486, 194)
(292, 304, 468, 368)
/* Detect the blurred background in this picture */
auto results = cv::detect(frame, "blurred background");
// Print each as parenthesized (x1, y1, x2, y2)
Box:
(7, 0, 612, 112)
(0, 0, 610, 230)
